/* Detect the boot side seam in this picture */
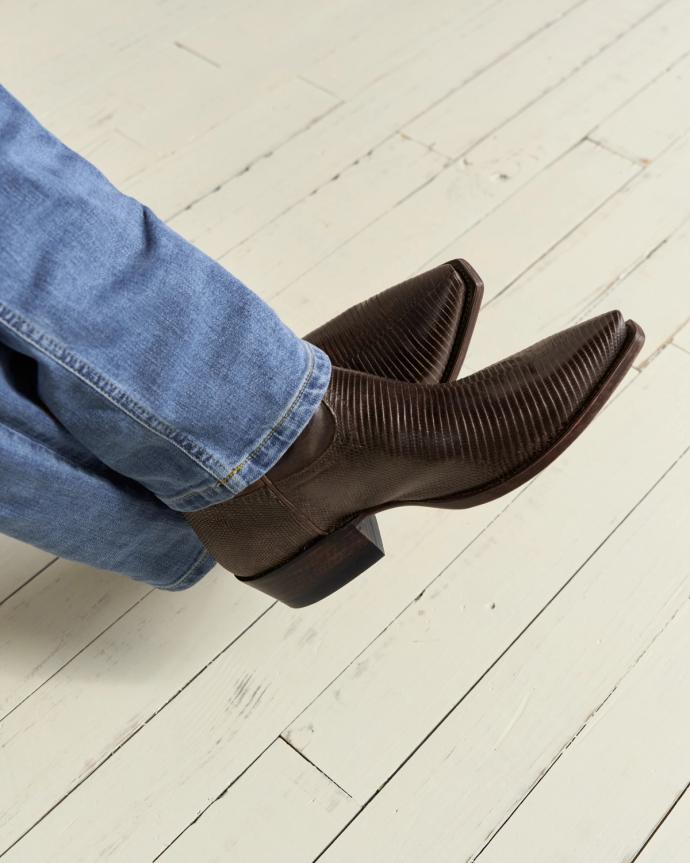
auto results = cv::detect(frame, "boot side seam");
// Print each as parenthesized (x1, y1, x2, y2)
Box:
(260, 476, 328, 537)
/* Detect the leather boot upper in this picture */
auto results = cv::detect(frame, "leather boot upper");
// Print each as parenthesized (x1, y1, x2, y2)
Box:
(305, 261, 471, 382)
(186, 311, 630, 578)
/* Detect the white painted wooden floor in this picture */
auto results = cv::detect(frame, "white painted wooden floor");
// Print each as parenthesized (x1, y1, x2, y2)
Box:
(1, 1, 690, 860)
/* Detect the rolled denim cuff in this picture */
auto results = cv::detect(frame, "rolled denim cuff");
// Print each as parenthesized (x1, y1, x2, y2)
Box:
(165, 340, 332, 511)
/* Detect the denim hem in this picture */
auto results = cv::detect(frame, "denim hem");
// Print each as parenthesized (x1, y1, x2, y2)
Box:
(164, 341, 332, 511)
(156, 544, 217, 591)
(0, 301, 246, 487)
(0, 301, 331, 512)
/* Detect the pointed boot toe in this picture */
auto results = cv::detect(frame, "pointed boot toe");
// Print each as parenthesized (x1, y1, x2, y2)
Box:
(186, 311, 643, 607)
(438, 310, 639, 501)
(305, 259, 483, 383)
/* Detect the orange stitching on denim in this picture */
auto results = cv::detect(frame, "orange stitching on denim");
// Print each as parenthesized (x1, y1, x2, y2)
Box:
(211, 343, 318, 490)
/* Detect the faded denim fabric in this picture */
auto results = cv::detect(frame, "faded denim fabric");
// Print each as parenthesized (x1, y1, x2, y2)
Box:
(0, 85, 330, 588)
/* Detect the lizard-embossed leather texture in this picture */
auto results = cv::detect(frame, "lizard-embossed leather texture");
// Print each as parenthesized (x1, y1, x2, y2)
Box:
(186, 305, 644, 590)
(305, 259, 482, 383)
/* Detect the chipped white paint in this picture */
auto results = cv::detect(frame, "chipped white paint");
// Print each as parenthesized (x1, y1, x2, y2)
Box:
(0, 495, 521, 858)
(158, 740, 357, 863)
(162, 0, 582, 260)
(467, 129, 690, 368)
(284, 347, 690, 802)
(318, 441, 690, 862)
(591, 50, 690, 164)
(213, 134, 446, 289)
(476, 603, 690, 863)
(404, 0, 661, 157)
(0, 568, 268, 849)
(269, 0, 690, 336)
(421, 139, 639, 304)
(0, 562, 147, 719)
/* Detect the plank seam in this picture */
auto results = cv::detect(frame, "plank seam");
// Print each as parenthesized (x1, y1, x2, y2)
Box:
(447, 0, 674, 164)
(172, 0, 592, 243)
(0, 584, 153, 725)
(587, 45, 690, 143)
(629, 782, 690, 862)
(280, 734, 354, 799)
(470, 557, 690, 860)
(172, 41, 221, 70)
(570, 206, 690, 326)
(191, 0, 675, 280)
(584, 134, 646, 166)
(0, 601, 276, 858)
(639, 320, 690, 369)
(150, 737, 277, 862)
(477, 142, 644, 309)
(0, 556, 58, 610)
(309, 438, 690, 862)
(166, 98, 344, 221)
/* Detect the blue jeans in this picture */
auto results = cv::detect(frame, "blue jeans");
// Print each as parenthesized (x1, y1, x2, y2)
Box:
(0, 85, 331, 589)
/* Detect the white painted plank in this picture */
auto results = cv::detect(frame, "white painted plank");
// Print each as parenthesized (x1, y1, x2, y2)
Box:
(269, 0, 690, 336)
(464, 0, 690, 183)
(197, 134, 446, 290)
(405, 0, 659, 157)
(0, 537, 54, 605)
(5, 0, 298, 151)
(15, 0, 372, 182)
(475, 599, 690, 862)
(284, 347, 690, 801)
(580, 219, 690, 367)
(159, 740, 356, 863)
(674, 318, 690, 354)
(301, 0, 502, 100)
(467, 130, 690, 370)
(123, 76, 339, 220)
(1, 344, 685, 861)
(167, 0, 582, 247)
(13, 38, 239, 157)
(592, 51, 690, 163)
(0, 567, 269, 851)
(81, 130, 157, 188)
(79, 42, 269, 154)
(0, 495, 520, 858)
(636, 789, 690, 863)
(176, 0, 372, 75)
(317, 431, 690, 862)
(421, 139, 639, 304)
(1, 0, 230, 91)
(0, 561, 147, 719)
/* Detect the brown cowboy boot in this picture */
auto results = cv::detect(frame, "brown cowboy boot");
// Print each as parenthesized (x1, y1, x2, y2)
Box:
(187, 304, 643, 608)
(302, 257, 482, 555)
(305, 258, 482, 383)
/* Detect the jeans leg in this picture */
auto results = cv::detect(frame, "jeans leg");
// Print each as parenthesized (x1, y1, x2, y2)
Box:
(0, 84, 331, 513)
(0, 344, 214, 589)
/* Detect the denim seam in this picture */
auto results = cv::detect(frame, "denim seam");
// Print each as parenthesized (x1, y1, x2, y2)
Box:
(0, 302, 238, 485)
(0, 418, 216, 589)
(213, 343, 316, 487)
(159, 544, 215, 590)
(166, 341, 320, 506)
